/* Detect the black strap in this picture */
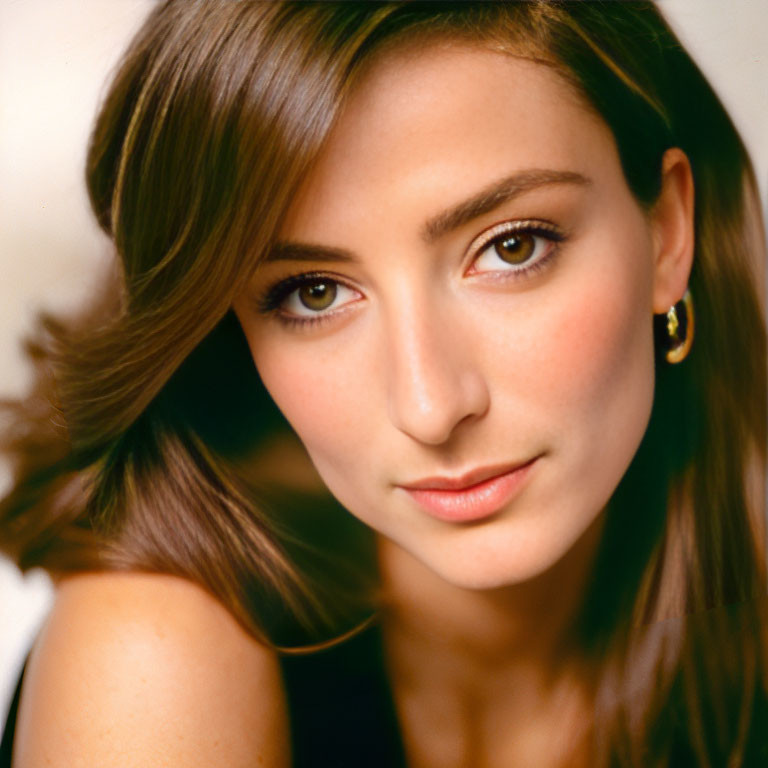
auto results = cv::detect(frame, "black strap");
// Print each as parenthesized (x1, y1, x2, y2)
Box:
(280, 623, 407, 767)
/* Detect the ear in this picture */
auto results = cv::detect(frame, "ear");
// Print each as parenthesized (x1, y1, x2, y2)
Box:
(650, 148, 695, 313)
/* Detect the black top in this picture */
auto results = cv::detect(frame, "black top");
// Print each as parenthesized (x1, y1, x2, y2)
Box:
(0, 623, 407, 768)
(280, 623, 407, 767)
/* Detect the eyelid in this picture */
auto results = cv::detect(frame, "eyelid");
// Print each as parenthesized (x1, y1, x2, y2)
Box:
(283, 279, 362, 319)
(465, 218, 564, 264)
(255, 218, 565, 327)
(254, 270, 363, 316)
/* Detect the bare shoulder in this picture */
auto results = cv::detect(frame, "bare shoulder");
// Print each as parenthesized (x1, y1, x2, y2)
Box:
(13, 572, 289, 768)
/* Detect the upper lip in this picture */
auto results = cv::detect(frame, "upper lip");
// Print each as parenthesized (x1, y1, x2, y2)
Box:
(399, 458, 537, 491)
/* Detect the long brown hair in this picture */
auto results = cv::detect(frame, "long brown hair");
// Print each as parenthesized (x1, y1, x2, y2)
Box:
(2, 2, 765, 765)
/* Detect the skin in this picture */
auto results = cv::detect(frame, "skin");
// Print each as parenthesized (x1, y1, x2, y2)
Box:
(234, 44, 693, 592)
(14, 574, 290, 768)
(234, 43, 694, 766)
(15, 44, 693, 768)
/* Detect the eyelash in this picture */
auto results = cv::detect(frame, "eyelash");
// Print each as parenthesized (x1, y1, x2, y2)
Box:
(466, 219, 564, 282)
(254, 271, 359, 330)
(256, 219, 566, 329)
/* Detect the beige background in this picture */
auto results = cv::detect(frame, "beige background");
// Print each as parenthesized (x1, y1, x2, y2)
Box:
(1, 0, 767, 722)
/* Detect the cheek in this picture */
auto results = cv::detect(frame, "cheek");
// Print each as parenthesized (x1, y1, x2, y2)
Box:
(531, 233, 657, 483)
(253, 346, 382, 524)
(477, 217, 656, 500)
(547, 280, 652, 412)
(249, 343, 368, 475)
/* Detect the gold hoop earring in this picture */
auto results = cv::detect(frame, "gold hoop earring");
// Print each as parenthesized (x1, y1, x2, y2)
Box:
(665, 288, 694, 364)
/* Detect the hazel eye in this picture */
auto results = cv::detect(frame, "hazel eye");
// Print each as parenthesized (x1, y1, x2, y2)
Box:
(298, 280, 336, 311)
(492, 232, 536, 265)
(469, 222, 563, 277)
(280, 277, 360, 317)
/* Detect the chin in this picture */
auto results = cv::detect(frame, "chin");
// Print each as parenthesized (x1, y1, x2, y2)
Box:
(403, 505, 608, 592)
(423, 549, 571, 592)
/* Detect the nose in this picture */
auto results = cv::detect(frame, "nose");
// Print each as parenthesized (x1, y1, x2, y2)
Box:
(385, 302, 490, 446)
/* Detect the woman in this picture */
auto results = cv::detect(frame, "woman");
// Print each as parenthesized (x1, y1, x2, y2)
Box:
(1, 1, 766, 766)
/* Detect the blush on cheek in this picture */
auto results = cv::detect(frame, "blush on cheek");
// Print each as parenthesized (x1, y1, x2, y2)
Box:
(251, 354, 331, 441)
(254, 356, 313, 415)
(254, 350, 368, 475)
(533, 259, 655, 439)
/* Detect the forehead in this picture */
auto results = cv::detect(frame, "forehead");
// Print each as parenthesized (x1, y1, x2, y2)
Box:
(280, 44, 619, 240)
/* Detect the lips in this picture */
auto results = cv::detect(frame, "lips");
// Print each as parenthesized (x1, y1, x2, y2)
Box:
(398, 457, 538, 523)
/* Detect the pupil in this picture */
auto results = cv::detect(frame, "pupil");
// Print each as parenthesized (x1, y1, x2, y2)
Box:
(495, 233, 534, 264)
(299, 281, 336, 310)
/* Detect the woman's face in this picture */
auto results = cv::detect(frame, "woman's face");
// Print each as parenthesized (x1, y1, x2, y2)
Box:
(234, 45, 689, 590)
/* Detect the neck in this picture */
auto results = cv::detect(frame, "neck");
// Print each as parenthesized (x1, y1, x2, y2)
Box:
(377, 513, 605, 687)
(376, 518, 604, 768)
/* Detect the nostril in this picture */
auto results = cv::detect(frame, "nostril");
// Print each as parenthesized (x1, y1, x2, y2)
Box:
(388, 364, 490, 446)
(382, 302, 490, 444)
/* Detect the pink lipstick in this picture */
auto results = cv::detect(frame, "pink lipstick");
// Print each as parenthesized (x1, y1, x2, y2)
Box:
(399, 458, 538, 523)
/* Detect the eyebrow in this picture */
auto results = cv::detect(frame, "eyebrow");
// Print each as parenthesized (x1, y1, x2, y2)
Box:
(422, 168, 591, 242)
(265, 168, 591, 263)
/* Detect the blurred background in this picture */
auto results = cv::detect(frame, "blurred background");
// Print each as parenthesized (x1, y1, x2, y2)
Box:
(1, 0, 766, 724)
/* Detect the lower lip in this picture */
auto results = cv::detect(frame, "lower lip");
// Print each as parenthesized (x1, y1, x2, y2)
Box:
(402, 459, 538, 523)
